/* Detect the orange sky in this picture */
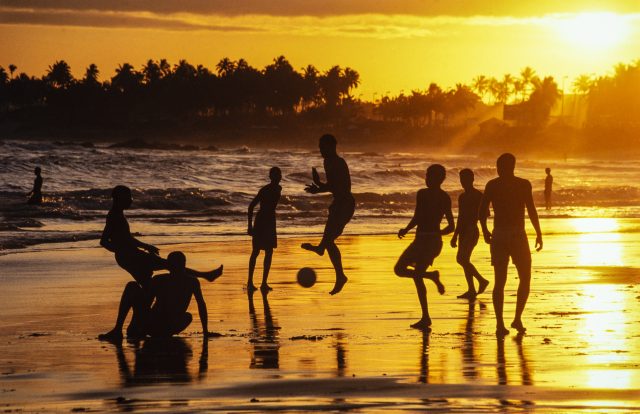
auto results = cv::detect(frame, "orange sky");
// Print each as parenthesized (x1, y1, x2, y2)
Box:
(1, 1, 639, 98)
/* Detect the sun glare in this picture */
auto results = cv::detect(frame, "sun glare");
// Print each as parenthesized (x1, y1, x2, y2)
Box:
(555, 12, 631, 50)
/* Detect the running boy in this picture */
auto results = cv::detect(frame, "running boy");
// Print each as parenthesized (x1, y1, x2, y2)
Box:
(395, 164, 454, 330)
(247, 167, 282, 293)
(451, 168, 489, 300)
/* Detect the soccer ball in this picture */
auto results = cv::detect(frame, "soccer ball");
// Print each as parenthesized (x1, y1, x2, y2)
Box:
(297, 267, 317, 288)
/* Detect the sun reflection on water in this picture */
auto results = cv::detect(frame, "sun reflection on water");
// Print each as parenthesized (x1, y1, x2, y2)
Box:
(571, 218, 623, 266)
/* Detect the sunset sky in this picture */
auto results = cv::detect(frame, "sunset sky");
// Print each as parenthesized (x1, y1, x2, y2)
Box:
(1, 0, 639, 98)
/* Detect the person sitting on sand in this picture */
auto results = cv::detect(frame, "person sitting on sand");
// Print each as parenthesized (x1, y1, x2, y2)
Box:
(27, 167, 43, 205)
(479, 153, 542, 337)
(395, 164, 454, 330)
(450, 168, 489, 300)
(100, 185, 223, 288)
(301, 134, 355, 295)
(99, 251, 216, 341)
(247, 167, 282, 293)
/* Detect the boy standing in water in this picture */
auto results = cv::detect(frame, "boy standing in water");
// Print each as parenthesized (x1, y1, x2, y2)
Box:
(395, 164, 454, 330)
(27, 167, 43, 204)
(247, 167, 282, 293)
(99, 185, 222, 341)
(544, 167, 553, 210)
(451, 169, 489, 300)
(302, 134, 355, 295)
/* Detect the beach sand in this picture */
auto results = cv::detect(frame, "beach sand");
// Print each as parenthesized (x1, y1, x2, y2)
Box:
(1, 217, 640, 412)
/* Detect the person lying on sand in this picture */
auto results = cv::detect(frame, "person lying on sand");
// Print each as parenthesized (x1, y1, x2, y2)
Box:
(301, 134, 355, 295)
(395, 164, 454, 331)
(99, 251, 217, 341)
(101, 185, 222, 287)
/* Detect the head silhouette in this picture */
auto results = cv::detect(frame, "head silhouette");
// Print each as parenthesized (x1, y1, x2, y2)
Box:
(319, 134, 337, 159)
(459, 168, 474, 190)
(496, 153, 516, 177)
(426, 164, 446, 188)
(269, 166, 282, 184)
(167, 251, 187, 275)
(34, 167, 41, 175)
(111, 185, 133, 210)
(545, 167, 551, 174)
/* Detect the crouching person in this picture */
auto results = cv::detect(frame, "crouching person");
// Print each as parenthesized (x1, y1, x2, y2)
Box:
(99, 251, 214, 341)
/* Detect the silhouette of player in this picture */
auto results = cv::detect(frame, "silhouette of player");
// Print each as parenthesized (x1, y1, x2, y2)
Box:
(100, 185, 222, 287)
(479, 153, 542, 337)
(248, 167, 282, 293)
(27, 167, 43, 204)
(99, 251, 216, 341)
(451, 168, 489, 300)
(302, 134, 355, 295)
(544, 167, 553, 210)
(395, 164, 454, 330)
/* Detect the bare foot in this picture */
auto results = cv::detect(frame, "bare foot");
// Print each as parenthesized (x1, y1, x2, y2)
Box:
(260, 283, 273, 293)
(428, 271, 445, 295)
(205, 265, 224, 282)
(457, 291, 477, 300)
(98, 329, 123, 343)
(301, 243, 325, 256)
(477, 278, 489, 295)
(410, 318, 432, 331)
(495, 326, 510, 337)
(510, 320, 527, 334)
(329, 274, 348, 295)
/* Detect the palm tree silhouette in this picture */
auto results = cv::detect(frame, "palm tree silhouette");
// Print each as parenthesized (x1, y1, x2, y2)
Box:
(8, 64, 16, 79)
(46, 60, 74, 89)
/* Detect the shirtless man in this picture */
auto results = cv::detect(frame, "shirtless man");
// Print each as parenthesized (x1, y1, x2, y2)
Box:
(451, 168, 489, 300)
(395, 164, 454, 330)
(544, 168, 553, 210)
(479, 153, 542, 337)
(302, 134, 355, 295)
(99, 251, 215, 341)
(27, 167, 43, 205)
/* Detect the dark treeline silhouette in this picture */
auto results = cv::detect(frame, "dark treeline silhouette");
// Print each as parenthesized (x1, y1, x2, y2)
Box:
(0, 56, 360, 128)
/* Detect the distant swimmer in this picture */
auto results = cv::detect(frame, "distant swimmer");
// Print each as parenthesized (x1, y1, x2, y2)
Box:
(479, 153, 542, 337)
(301, 134, 355, 295)
(247, 167, 282, 293)
(451, 168, 489, 300)
(395, 164, 454, 330)
(27, 167, 43, 205)
(99, 251, 216, 341)
(544, 167, 553, 210)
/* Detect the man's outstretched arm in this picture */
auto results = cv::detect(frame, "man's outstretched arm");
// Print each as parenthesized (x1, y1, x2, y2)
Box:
(441, 196, 455, 236)
(525, 183, 543, 251)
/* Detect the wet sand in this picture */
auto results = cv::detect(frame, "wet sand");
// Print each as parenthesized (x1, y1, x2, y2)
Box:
(1, 217, 640, 412)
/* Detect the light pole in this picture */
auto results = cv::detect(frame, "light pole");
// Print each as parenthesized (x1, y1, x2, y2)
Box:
(561, 75, 568, 119)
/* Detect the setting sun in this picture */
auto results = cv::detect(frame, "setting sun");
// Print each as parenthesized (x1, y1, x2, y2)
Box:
(555, 12, 632, 49)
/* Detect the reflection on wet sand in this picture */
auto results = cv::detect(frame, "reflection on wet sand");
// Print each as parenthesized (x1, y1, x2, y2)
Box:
(461, 300, 486, 381)
(248, 291, 280, 370)
(114, 337, 208, 386)
(418, 330, 430, 384)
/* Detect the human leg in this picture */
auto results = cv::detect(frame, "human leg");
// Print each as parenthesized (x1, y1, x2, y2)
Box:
(511, 259, 531, 334)
(327, 241, 348, 295)
(261, 249, 273, 291)
(492, 263, 509, 336)
(247, 248, 260, 292)
(411, 262, 432, 330)
(99, 281, 148, 341)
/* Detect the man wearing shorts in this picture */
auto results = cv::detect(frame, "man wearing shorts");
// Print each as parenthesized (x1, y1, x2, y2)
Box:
(479, 153, 542, 337)
(302, 134, 355, 295)
(99, 251, 215, 341)
(395, 164, 454, 330)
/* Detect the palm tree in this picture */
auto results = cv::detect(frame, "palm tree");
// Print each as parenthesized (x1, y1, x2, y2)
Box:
(8, 64, 16, 79)
(498, 74, 514, 103)
(46, 60, 74, 88)
(520, 66, 536, 99)
(83, 63, 100, 84)
(342, 67, 360, 98)
(159, 59, 171, 78)
(111, 63, 142, 92)
(572, 74, 593, 96)
(0, 67, 8, 84)
(472, 75, 489, 101)
(216, 57, 235, 77)
(142, 59, 161, 83)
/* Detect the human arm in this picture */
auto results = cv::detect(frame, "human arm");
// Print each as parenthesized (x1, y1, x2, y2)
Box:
(399, 193, 419, 238)
(133, 237, 159, 255)
(305, 167, 330, 194)
(525, 182, 543, 251)
(451, 195, 462, 247)
(193, 280, 210, 336)
(247, 192, 260, 235)
(441, 194, 454, 236)
(479, 184, 492, 244)
(100, 217, 116, 252)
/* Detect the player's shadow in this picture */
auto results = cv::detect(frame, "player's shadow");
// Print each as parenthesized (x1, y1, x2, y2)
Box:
(113, 337, 208, 386)
(248, 290, 280, 369)
(496, 334, 534, 407)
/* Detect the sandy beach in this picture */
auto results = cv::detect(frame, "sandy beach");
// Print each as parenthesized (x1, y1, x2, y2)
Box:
(1, 217, 639, 412)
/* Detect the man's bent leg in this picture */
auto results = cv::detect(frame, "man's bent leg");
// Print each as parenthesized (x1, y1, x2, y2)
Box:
(99, 282, 146, 341)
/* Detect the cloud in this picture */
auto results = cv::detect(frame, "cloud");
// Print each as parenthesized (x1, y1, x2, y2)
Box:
(0, 8, 261, 31)
(1, 0, 639, 18)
